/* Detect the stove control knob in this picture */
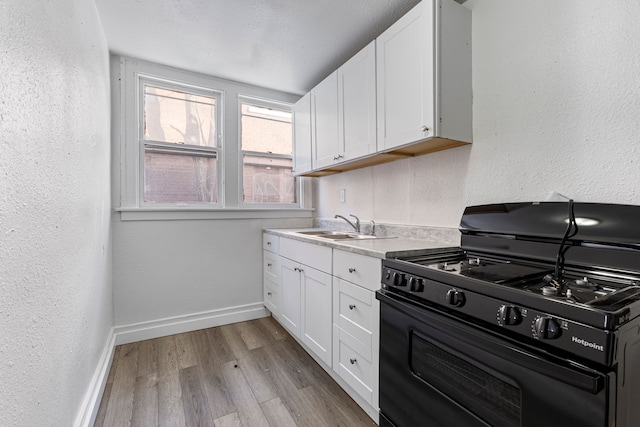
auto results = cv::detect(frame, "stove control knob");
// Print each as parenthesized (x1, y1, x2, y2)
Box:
(534, 316, 561, 339)
(498, 305, 522, 326)
(392, 272, 406, 287)
(446, 289, 465, 307)
(408, 277, 424, 292)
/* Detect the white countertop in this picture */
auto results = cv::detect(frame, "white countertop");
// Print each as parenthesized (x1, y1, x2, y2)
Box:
(264, 228, 459, 259)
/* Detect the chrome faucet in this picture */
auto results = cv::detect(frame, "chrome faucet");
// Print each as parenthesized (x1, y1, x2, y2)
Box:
(335, 214, 360, 233)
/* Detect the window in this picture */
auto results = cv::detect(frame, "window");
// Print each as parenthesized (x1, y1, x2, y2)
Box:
(140, 78, 221, 205)
(240, 98, 296, 205)
(117, 57, 310, 219)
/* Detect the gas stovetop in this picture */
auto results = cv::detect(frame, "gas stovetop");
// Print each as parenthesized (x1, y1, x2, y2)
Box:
(420, 253, 640, 311)
(381, 202, 640, 366)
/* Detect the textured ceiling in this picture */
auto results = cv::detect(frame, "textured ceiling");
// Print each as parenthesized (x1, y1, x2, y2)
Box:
(94, 0, 421, 96)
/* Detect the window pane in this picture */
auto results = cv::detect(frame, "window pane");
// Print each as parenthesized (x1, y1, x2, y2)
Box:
(243, 155, 295, 204)
(144, 145, 217, 203)
(240, 103, 292, 154)
(144, 85, 217, 147)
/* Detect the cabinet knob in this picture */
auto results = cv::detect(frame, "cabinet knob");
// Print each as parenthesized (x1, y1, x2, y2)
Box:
(294, 267, 304, 273)
(349, 304, 356, 310)
(267, 241, 271, 246)
(267, 292, 272, 296)
(348, 267, 356, 273)
(350, 358, 357, 364)
(267, 263, 272, 267)
(421, 125, 430, 132)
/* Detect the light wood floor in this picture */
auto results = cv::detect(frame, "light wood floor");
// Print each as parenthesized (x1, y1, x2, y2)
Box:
(94, 316, 376, 427)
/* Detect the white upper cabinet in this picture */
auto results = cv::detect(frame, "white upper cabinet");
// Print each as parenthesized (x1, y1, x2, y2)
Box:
(293, 0, 471, 176)
(311, 41, 377, 171)
(311, 71, 340, 169)
(339, 41, 377, 162)
(376, 0, 472, 151)
(292, 92, 312, 175)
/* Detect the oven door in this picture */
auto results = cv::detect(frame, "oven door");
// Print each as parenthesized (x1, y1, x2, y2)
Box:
(377, 290, 613, 427)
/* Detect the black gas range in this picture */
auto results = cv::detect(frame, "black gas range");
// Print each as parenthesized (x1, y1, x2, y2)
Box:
(377, 201, 640, 427)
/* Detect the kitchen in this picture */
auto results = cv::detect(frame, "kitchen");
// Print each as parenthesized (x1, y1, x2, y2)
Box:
(2, 0, 640, 426)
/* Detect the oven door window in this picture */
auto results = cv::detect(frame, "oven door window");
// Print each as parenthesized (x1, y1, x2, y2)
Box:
(411, 332, 520, 427)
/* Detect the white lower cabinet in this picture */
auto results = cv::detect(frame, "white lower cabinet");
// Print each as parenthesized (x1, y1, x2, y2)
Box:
(333, 324, 377, 405)
(263, 235, 280, 318)
(263, 279, 279, 315)
(263, 233, 380, 419)
(332, 272, 380, 410)
(301, 265, 332, 366)
(277, 237, 333, 366)
(279, 257, 302, 337)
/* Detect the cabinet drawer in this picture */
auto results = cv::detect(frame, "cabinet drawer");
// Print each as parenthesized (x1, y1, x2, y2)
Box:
(334, 277, 376, 348)
(333, 249, 381, 291)
(333, 325, 374, 404)
(263, 233, 279, 253)
(263, 251, 280, 283)
(280, 237, 331, 272)
(264, 279, 279, 316)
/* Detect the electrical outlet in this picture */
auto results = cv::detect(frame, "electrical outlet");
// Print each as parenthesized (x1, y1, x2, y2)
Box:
(339, 189, 346, 203)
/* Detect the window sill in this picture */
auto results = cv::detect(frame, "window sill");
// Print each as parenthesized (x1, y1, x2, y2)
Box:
(116, 207, 314, 221)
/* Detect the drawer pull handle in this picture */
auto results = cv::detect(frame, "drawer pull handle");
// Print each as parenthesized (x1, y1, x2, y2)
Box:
(267, 292, 272, 296)
(267, 263, 272, 267)
(348, 268, 356, 273)
(294, 267, 304, 273)
(350, 358, 357, 364)
(349, 304, 356, 310)
(267, 241, 271, 245)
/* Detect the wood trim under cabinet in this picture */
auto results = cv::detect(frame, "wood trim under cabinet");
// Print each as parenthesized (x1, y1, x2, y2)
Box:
(298, 137, 469, 177)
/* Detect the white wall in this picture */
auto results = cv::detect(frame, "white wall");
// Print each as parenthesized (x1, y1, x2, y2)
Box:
(0, 1, 112, 426)
(316, 0, 640, 228)
(112, 217, 311, 327)
(110, 60, 313, 329)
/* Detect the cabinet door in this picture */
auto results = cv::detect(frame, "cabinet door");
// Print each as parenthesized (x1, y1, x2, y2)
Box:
(376, 1, 435, 150)
(264, 279, 279, 316)
(333, 249, 381, 292)
(301, 266, 332, 366)
(292, 92, 312, 175)
(263, 250, 279, 284)
(339, 41, 377, 161)
(312, 71, 340, 169)
(279, 257, 301, 338)
(333, 277, 376, 349)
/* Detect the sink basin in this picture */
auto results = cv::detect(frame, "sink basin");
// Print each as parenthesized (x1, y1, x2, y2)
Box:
(294, 230, 395, 241)
(296, 230, 343, 236)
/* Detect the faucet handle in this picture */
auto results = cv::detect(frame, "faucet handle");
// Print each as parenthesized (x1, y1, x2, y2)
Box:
(349, 214, 361, 233)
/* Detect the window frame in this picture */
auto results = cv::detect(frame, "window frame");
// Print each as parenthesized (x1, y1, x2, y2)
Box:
(238, 95, 298, 208)
(138, 76, 223, 208)
(115, 57, 312, 220)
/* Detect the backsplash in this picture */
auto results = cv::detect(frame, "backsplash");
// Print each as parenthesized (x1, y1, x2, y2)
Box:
(314, 218, 461, 246)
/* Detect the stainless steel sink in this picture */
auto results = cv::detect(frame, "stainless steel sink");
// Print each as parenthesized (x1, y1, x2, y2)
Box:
(294, 230, 395, 240)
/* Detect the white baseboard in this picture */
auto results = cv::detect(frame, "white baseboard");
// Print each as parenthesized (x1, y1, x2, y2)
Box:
(113, 302, 269, 345)
(74, 329, 116, 427)
(74, 302, 269, 427)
